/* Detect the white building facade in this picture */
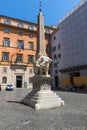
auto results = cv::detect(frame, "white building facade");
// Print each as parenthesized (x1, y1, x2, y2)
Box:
(51, 0, 87, 89)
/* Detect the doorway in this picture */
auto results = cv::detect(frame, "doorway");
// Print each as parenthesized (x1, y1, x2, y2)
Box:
(16, 76, 22, 88)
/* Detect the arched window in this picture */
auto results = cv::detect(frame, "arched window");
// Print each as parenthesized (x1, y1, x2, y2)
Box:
(2, 77, 7, 84)
(28, 25, 34, 30)
(4, 19, 11, 25)
(18, 22, 24, 28)
(46, 29, 51, 34)
(29, 33, 33, 38)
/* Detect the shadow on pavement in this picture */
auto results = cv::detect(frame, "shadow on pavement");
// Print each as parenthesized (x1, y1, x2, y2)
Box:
(7, 100, 21, 104)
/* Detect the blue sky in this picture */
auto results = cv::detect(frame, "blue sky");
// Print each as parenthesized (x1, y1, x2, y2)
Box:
(0, 0, 80, 26)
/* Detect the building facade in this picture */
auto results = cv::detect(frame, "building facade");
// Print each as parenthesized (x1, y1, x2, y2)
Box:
(51, 0, 87, 89)
(0, 15, 55, 90)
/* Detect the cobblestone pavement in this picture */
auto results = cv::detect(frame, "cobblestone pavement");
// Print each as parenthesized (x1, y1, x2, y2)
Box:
(0, 89, 87, 130)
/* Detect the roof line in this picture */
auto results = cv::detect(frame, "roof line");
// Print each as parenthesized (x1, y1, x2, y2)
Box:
(0, 14, 37, 25)
(59, 0, 87, 23)
(0, 14, 56, 29)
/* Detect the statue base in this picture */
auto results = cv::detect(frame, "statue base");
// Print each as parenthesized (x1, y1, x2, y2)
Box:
(21, 75, 65, 110)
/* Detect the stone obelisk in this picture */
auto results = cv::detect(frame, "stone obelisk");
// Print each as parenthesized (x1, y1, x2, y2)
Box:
(37, 1, 46, 56)
(22, 1, 65, 110)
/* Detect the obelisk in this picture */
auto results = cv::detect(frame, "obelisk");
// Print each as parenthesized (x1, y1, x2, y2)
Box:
(22, 0, 65, 110)
(37, 1, 46, 56)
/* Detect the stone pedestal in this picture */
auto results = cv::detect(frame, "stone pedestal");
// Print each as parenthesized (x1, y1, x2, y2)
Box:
(22, 75, 65, 110)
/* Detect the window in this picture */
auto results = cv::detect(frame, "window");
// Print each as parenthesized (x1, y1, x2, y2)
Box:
(58, 44, 60, 49)
(28, 55, 34, 64)
(54, 54, 57, 60)
(16, 54, 23, 63)
(3, 67, 7, 73)
(54, 63, 57, 67)
(29, 42, 34, 50)
(2, 77, 7, 84)
(53, 46, 56, 52)
(18, 22, 24, 28)
(75, 72, 80, 77)
(53, 36, 56, 40)
(29, 34, 33, 38)
(29, 78, 32, 83)
(46, 46, 51, 52)
(28, 25, 34, 30)
(46, 29, 51, 34)
(3, 38, 10, 46)
(55, 70, 58, 73)
(2, 52, 9, 61)
(4, 28, 11, 33)
(58, 53, 61, 59)
(17, 40, 24, 49)
(4, 19, 11, 25)
(18, 31, 23, 35)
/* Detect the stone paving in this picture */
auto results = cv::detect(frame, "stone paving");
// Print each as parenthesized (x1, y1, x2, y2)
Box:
(0, 89, 87, 130)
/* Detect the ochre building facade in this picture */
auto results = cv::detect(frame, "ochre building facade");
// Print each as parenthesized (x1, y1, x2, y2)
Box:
(0, 15, 55, 90)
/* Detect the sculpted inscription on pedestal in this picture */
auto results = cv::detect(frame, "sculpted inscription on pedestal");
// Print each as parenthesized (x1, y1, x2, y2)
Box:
(42, 82, 50, 90)
(31, 75, 52, 91)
